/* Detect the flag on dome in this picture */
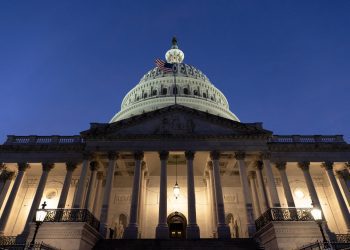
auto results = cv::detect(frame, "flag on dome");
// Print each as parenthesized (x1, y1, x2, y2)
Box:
(155, 59, 174, 73)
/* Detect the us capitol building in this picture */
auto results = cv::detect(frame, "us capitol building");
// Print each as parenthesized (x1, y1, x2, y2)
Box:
(0, 39, 349, 250)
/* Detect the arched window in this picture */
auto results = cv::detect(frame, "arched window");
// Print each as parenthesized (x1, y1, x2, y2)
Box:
(203, 93, 207, 98)
(173, 87, 178, 94)
(143, 93, 148, 98)
(193, 90, 199, 96)
(183, 88, 189, 95)
(152, 90, 157, 96)
(162, 88, 167, 95)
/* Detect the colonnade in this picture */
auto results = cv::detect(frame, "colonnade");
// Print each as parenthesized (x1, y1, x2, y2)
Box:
(0, 151, 350, 239)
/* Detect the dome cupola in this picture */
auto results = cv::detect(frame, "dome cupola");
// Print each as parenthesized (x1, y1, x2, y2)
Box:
(110, 38, 239, 123)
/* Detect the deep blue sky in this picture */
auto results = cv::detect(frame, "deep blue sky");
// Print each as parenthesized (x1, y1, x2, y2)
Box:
(1, 1, 350, 142)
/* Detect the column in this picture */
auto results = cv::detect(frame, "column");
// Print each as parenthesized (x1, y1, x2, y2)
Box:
(138, 163, 146, 238)
(261, 153, 281, 207)
(156, 151, 169, 239)
(0, 171, 15, 211)
(248, 171, 261, 218)
(124, 151, 144, 239)
(93, 171, 104, 217)
(336, 169, 350, 206)
(22, 162, 54, 236)
(100, 152, 118, 237)
(255, 161, 270, 212)
(323, 162, 350, 229)
(57, 162, 77, 208)
(84, 161, 99, 210)
(207, 162, 218, 236)
(0, 163, 29, 234)
(235, 152, 255, 236)
(210, 151, 230, 239)
(275, 162, 295, 208)
(185, 151, 200, 239)
(298, 162, 321, 208)
(73, 153, 91, 208)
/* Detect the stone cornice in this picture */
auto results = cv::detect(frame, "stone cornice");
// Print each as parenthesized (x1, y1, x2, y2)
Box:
(0, 144, 85, 152)
(268, 143, 350, 152)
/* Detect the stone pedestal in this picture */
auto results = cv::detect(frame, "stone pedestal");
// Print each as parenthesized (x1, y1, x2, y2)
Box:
(27, 222, 102, 250)
(255, 221, 326, 250)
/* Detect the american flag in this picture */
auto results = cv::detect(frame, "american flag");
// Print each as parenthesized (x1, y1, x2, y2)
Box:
(155, 59, 174, 73)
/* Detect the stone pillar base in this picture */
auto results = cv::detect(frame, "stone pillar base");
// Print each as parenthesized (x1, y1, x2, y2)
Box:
(26, 222, 102, 250)
(255, 221, 327, 250)
(186, 224, 200, 239)
(217, 224, 231, 239)
(155, 224, 169, 239)
(123, 225, 139, 239)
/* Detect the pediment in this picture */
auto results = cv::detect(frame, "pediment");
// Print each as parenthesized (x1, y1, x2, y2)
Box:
(81, 105, 272, 139)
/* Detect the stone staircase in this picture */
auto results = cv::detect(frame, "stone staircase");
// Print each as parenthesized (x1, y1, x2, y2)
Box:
(93, 239, 263, 250)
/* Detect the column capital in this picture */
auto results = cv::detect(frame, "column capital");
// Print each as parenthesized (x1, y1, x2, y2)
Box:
(141, 161, 147, 170)
(42, 162, 55, 172)
(0, 163, 5, 171)
(108, 151, 119, 160)
(298, 161, 310, 171)
(255, 161, 264, 170)
(89, 161, 99, 171)
(159, 151, 169, 161)
(336, 170, 346, 178)
(97, 171, 104, 180)
(346, 162, 350, 169)
(275, 162, 287, 171)
(234, 151, 245, 160)
(260, 152, 271, 160)
(185, 150, 195, 160)
(210, 151, 220, 161)
(17, 162, 30, 172)
(66, 162, 78, 172)
(134, 151, 144, 161)
(207, 161, 213, 171)
(0, 170, 15, 181)
(248, 171, 256, 179)
(322, 161, 334, 170)
(83, 151, 93, 160)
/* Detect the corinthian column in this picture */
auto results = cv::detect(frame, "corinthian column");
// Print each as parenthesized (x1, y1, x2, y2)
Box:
(100, 152, 118, 237)
(207, 162, 218, 236)
(93, 171, 104, 217)
(22, 162, 54, 236)
(248, 171, 261, 218)
(298, 162, 321, 208)
(261, 153, 280, 207)
(185, 151, 200, 239)
(73, 153, 91, 208)
(336, 169, 350, 206)
(0, 163, 29, 234)
(156, 151, 169, 239)
(323, 162, 350, 230)
(0, 170, 15, 212)
(210, 151, 230, 239)
(255, 161, 270, 212)
(57, 162, 77, 208)
(235, 152, 255, 236)
(84, 161, 99, 210)
(275, 162, 295, 207)
(124, 151, 144, 239)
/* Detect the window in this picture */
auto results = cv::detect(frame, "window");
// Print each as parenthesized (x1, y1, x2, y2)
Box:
(162, 88, 167, 95)
(193, 90, 198, 96)
(183, 88, 189, 95)
(143, 93, 148, 98)
(203, 93, 207, 98)
(152, 90, 157, 96)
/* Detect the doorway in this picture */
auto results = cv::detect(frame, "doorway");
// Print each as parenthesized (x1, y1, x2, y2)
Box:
(167, 212, 187, 239)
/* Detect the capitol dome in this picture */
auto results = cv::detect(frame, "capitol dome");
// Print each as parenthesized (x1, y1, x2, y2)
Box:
(110, 38, 240, 123)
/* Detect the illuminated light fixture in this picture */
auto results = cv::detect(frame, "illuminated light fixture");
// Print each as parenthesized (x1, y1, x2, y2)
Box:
(311, 207, 329, 247)
(173, 155, 180, 199)
(30, 201, 48, 247)
(294, 188, 305, 200)
(311, 207, 322, 221)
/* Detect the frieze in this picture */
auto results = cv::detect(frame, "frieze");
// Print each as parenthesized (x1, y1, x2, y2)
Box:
(154, 115, 195, 135)
(223, 194, 238, 203)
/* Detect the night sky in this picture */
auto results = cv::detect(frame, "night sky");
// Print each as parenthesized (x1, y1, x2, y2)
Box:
(1, 1, 349, 142)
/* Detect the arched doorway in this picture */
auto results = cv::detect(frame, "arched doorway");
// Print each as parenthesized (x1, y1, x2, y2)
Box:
(167, 212, 187, 239)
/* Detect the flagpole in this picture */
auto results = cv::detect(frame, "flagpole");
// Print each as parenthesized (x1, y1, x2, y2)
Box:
(173, 65, 177, 105)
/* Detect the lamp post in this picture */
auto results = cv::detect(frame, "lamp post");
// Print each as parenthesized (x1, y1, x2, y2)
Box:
(173, 156, 180, 199)
(311, 207, 330, 248)
(30, 201, 48, 248)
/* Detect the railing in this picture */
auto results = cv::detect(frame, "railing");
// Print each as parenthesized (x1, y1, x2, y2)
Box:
(255, 208, 314, 231)
(268, 135, 345, 143)
(299, 241, 350, 250)
(5, 135, 84, 145)
(336, 234, 350, 243)
(42, 209, 100, 232)
(0, 239, 57, 249)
